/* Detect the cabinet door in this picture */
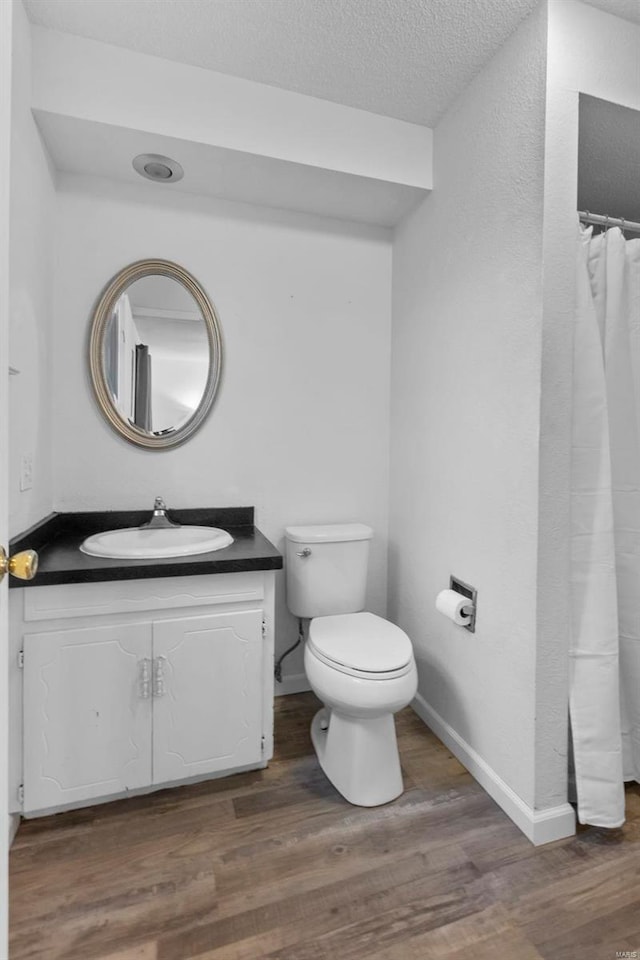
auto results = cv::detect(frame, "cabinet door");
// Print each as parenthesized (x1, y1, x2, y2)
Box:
(23, 623, 152, 813)
(152, 609, 263, 784)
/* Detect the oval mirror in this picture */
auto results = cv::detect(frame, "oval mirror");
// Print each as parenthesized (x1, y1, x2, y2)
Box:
(89, 260, 222, 448)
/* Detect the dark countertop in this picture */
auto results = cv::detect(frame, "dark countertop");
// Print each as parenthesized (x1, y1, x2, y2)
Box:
(9, 507, 282, 588)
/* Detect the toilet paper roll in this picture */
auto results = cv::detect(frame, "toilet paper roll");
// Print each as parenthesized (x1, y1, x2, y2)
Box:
(435, 589, 473, 626)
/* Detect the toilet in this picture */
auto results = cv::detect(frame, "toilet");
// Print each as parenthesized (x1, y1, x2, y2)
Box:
(285, 523, 417, 806)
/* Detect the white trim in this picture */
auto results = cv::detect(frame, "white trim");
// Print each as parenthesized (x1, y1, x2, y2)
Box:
(412, 692, 576, 846)
(275, 672, 311, 696)
(0, 0, 12, 950)
(131, 306, 202, 323)
(8, 816, 19, 849)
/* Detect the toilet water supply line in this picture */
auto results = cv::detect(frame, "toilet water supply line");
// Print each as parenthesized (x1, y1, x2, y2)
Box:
(274, 618, 305, 683)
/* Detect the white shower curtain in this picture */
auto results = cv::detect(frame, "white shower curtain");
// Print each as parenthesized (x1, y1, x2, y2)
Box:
(571, 224, 640, 827)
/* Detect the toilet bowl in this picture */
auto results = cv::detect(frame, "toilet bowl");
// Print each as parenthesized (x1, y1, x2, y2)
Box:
(304, 611, 418, 806)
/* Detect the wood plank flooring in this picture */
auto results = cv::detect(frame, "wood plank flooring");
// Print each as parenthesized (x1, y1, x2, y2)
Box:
(9, 693, 640, 960)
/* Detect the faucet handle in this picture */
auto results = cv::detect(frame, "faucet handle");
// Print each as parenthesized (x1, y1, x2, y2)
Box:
(141, 496, 179, 530)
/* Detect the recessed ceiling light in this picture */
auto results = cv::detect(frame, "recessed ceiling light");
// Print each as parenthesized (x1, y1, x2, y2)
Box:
(132, 153, 184, 183)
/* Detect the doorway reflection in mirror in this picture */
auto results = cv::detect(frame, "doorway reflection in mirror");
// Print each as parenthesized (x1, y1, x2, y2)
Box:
(103, 275, 209, 436)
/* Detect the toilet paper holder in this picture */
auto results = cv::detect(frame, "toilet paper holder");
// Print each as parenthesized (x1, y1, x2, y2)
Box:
(449, 575, 477, 633)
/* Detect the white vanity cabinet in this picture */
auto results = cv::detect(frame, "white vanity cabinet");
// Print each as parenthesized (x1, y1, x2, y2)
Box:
(10, 571, 275, 817)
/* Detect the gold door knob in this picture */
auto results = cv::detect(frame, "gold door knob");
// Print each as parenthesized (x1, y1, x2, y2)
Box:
(0, 547, 39, 582)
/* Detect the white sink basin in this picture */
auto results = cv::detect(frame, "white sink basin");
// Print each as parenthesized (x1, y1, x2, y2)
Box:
(80, 526, 234, 560)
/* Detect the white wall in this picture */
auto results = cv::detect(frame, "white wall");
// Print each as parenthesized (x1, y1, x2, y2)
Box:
(9, 1, 55, 537)
(52, 174, 392, 684)
(537, 0, 640, 804)
(389, 5, 548, 811)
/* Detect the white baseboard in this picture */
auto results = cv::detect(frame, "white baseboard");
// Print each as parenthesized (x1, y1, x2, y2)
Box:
(275, 672, 311, 696)
(412, 692, 576, 846)
(8, 813, 20, 848)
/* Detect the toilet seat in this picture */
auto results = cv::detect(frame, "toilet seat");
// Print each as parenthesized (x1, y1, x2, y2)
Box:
(307, 643, 414, 681)
(308, 612, 414, 680)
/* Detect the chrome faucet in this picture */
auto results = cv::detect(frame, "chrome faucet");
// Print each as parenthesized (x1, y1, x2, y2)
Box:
(141, 497, 181, 529)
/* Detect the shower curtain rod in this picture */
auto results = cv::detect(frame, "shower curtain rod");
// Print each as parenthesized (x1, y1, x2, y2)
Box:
(579, 210, 640, 234)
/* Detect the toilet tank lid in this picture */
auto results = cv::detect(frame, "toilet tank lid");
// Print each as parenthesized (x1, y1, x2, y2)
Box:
(285, 523, 373, 544)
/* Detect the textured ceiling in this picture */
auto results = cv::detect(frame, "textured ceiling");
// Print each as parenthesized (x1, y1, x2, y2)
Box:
(23, 0, 640, 125)
(582, 0, 640, 25)
(23, 0, 545, 125)
(578, 94, 640, 227)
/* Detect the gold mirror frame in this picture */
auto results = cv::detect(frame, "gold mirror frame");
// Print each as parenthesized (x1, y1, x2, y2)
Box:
(89, 259, 223, 449)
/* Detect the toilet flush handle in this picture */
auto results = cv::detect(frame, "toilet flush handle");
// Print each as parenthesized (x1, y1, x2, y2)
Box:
(296, 548, 312, 558)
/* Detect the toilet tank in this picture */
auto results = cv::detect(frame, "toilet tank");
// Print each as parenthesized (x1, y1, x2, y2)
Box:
(285, 523, 373, 619)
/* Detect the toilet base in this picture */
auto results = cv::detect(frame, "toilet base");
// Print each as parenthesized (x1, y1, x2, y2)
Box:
(310, 707, 404, 807)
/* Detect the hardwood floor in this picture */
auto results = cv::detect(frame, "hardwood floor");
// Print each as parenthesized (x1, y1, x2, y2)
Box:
(9, 692, 640, 960)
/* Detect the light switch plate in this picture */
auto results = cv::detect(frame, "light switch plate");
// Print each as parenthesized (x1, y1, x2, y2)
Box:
(20, 454, 33, 492)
